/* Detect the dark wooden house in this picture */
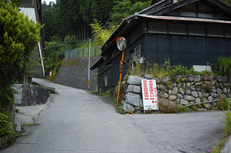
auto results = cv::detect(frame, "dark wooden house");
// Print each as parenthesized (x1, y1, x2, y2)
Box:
(91, 0, 231, 93)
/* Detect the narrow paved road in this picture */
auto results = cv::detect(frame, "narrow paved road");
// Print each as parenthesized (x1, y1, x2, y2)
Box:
(1, 79, 226, 153)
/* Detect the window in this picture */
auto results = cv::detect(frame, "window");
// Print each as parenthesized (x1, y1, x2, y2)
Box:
(131, 45, 141, 69)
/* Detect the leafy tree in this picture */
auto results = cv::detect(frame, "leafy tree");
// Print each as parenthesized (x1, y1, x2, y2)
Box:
(0, 1, 41, 136)
(90, 19, 116, 46)
(222, 0, 231, 6)
(110, 0, 151, 27)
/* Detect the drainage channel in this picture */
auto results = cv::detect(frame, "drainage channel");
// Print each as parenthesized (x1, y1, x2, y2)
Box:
(46, 87, 58, 103)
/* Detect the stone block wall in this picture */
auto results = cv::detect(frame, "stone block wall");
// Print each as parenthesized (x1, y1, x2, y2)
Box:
(121, 75, 231, 113)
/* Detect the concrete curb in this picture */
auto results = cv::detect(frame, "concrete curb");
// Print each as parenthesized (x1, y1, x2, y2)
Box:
(221, 135, 231, 153)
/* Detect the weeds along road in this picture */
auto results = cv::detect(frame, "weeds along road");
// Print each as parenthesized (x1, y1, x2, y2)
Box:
(1, 78, 225, 153)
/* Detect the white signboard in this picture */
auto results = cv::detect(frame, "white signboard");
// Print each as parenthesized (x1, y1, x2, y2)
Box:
(141, 80, 158, 111)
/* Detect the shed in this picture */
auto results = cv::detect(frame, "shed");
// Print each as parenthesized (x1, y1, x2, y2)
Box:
(91, 0, 231, 93)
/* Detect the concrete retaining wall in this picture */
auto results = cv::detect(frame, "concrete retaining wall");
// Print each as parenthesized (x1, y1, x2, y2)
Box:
(54, 57, 100, 91)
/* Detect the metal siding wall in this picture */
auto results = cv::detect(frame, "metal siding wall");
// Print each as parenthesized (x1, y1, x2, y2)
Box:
(98, 53, 128, 93)
(144, 34, 231, 68)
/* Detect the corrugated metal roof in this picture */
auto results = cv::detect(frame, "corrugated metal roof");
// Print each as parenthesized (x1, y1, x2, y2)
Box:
(139, 14, 231, 24)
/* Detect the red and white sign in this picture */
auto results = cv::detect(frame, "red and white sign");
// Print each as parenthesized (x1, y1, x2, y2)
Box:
(141, 80, 158, 110)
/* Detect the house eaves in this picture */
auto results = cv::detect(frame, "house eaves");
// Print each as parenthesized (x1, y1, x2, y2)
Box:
(149, 0, 231, 16)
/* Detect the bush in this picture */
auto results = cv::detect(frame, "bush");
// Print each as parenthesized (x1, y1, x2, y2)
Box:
(214, 56, 231, 76)
(216, 95, 230, 110)
(220, 98, 231, 134)
(158, 99, 180, 113)
(0, 113, 15, 136)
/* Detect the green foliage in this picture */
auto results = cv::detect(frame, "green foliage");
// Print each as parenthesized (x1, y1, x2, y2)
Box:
(190, 105, 198, 111)
(180, 106, 189, 112)
(127, 58, 146, 77)
(0, 1, 41, 85)
(23, 123, 38, 126)
(158, 100, 180, 113)
(0, 1, 40, 138)
(214, 56, 231, 76)
(89, 19, 116, 46)
(220, 98, 231, 134)
(222, 0, 231, 6)
(110, 0, 151, 27)
(99, 92, 111, 97)
(0, 113, 15, 136)
(216, 95, 230, 110)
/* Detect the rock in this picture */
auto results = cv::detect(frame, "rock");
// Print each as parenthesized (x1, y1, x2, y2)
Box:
(186, 88, 191, 95)
(211, 93, 218, 98)
(135, 109, 142, 114)
(217, 88, 222, 95)
(185, 75, 194, 82)
(167, 85, 173, 89)
(182, 83, 186, 88)
(190, 85, 195, 91)
(159, 98, 169, 107)
(223, 88, 228, 94)
(228, 88, 230, 93)
(204, 81, 211, 86)
(186, 82, 191, 88)
(202, 75, 214, 81)
(173, 83, 177, 87)
(177, 94, 183, 99)
(160, 76, 171, 84)
(175, 75, 183, 81)
(126, 85, 141, 94)
(223, 76, 229, 82)
(204, 93, 209, 98)
(153, 78, 160, 83)
(194, 75, 201, 82)
(208, 96, 213, 101)
(198, 92, 202, 98)
(204, 104, 212, 109)
(169, 95, 177, 101)
(227, 93, 231, 98)
(125, 92, 142, 107)
(159, 91, 169, 98)
(144, 74, 152, 79)
(219, 83, 224, 89)
(127, 76, 143, 85)
(197, 108, 206, 111)
(168, 90, 172, 95)
(195, 86, 201, 91)
(192, 91, 198, 98)
(215, 76, 223, 82)
(195, 98, 201, 104)
(184, 95, 195, 101)
(180, 99, 189, 105)
(195, 82, 202, 86)
(122, 102, 135, 112)
(211, 86, 216, 93)
(212, 81, 216, 86)
(177, 82, 182, 88)
(159, 85, 167, 92)
(220, 94, 226, 98)
(215, 82, 219, 88)
(179, 88, 185, 95)
(172, 87, 178, 95)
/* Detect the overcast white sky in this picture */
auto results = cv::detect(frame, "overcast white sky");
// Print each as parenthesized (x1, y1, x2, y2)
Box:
(42, 0, 56, 4)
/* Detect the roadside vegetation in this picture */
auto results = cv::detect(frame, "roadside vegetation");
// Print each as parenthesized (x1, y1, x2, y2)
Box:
(0, 0, 41, 146)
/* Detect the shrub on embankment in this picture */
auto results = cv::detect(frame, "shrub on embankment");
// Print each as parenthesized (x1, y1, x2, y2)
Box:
(0, 1, 41, 148)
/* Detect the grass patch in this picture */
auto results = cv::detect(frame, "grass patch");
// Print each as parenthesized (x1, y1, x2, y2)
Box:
(22, 123, 38, 127)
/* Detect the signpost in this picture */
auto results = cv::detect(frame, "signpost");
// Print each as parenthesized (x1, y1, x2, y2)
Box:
(116, 37, 127, 106)
(141, 80, 159, 112)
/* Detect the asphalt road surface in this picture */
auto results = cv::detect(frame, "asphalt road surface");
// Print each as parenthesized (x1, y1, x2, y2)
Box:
(1, 78, 226, 153)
